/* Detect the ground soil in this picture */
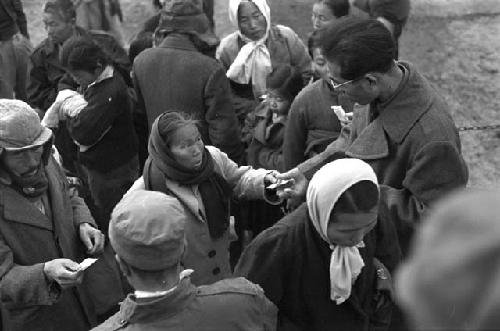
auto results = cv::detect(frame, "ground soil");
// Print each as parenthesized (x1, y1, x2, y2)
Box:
(23, 0, 500, 188)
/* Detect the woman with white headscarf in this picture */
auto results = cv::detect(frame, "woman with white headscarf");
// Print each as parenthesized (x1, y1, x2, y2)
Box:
(216, 0, 312, 123)
(235, 158, 401, 331)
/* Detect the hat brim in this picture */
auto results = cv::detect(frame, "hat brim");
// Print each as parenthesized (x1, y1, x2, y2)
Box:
(2, 126, 53, 151)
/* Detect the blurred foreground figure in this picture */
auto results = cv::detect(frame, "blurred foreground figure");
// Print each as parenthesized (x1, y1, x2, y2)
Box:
(396, 189, 500, 331)
(0, 99, 106, 331)
(93, 190, 277, 331)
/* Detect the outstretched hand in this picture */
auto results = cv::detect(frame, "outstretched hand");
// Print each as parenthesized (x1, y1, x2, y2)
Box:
(276, 168, 309, 211)
(79, 223, 105, 255)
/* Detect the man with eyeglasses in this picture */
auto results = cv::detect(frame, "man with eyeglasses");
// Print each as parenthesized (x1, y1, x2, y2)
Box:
(277, 17, 468, 329)
(278, 17, 468, 269)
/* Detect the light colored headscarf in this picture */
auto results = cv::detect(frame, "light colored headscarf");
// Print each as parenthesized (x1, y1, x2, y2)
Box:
(307, 158, 379, 305)
(227, 0, 272, 98)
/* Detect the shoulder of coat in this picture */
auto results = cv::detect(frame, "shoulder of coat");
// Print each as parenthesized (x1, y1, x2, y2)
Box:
(90, 312, 129, 331)
(196, 277, 265, 297)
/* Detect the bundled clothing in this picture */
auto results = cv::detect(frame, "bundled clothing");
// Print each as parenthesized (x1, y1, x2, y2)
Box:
(217, 0, 311, 121)
(67, 65, 138, 231)
(235, 159, 401, 331)
(298, 61, 469, 256)
(283, 78, 353, 171)
(129, 118, 277, 286)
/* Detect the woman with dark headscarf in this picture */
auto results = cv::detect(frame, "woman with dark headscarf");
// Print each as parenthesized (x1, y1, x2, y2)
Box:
(126, 111, 279, 286)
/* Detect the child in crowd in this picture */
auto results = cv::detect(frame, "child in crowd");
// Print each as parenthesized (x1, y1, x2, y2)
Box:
(307, 30, 330, 82)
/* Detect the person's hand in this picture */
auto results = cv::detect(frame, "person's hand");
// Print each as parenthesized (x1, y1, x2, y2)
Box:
(264, 171, 279, 187)
(79, 223, 105, 255)
(43, 259, 83, 289)
(276, 168, 309, 211)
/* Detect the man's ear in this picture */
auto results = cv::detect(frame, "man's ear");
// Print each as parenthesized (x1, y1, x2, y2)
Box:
(364, 73, 378, 86)
(115, 255, 132, 277)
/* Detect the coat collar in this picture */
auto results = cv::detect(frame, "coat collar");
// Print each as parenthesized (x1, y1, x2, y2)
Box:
(346, 62, 434, 159)
(119, 277, 197, 324)
(159, 33, 198, 52)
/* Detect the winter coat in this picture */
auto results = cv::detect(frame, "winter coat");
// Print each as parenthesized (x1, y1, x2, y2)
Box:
(132, 34, 244, 163)
(92, 277, 277, 331)
(247, 103, 286, 172)
(235, 203, 401, 331)
(217, 25, 312, 101)
(0, 157, 97, 331)
(298, 61, 469, 256)
(130, 145, 275, 286)
(283, 79, 353, 171)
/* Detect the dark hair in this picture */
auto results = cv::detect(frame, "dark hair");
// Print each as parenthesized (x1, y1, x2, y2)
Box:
(43, 0, 76, 22)
(60, 36, 111, 72)
(335, 180, 379, 213)
(320, 17, 396, 80)
(129, 35, 153, 63)
(266, 65, 304, 102)
(153, 0, 163, 10)
(317, 0, 349, 18)
(307, 29, 322, 58)
(157, 112, 200, 147)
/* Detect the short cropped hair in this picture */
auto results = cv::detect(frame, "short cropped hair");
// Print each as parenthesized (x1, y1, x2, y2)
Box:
(317, 0, 349, 18)
(60, 36, 111, 72)
(320, 17, 396, 80)
(43, 0, 76, 22)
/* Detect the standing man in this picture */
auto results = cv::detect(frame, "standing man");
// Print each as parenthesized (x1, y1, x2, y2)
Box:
(133, 0, 243, 163)
(0, 99, 106, 331)
(93, 190, 277, 331)
(278, 17, 468, 260)
(0, 0, 31, 100)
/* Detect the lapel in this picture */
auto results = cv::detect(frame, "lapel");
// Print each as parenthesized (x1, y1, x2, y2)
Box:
(45, 159, 70, 237)
(1, 185, 53, 231)
(163, 178, 205, 223)
(345, 118, 389, 160)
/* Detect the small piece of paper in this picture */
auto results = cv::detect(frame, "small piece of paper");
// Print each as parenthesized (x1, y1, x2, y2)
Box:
(267, 179, 294, 190)
(79, 258, 98, 271)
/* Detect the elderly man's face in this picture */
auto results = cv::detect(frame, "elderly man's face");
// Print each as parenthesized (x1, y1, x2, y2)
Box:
(1, 146, 44, 178)
(43, 11, 73, 45)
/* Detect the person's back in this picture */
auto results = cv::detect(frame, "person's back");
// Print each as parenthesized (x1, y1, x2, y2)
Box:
(94, 277, 276, 331)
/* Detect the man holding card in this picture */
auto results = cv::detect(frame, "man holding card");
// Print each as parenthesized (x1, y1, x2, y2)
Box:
(0, 99, 106, 331)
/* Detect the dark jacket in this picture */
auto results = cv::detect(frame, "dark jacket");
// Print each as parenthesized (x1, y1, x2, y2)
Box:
(132, 33, 243, 162)
(92, 276, 277, 331)
(67, 68, 138, 173)
(299, 62, 469, 256)
(283, 79, 353, 171)
(0, 158, 98, 331)
(0, 0, 28, 41)
(235, 204, 401, 331)
(28, 27, 129, 112)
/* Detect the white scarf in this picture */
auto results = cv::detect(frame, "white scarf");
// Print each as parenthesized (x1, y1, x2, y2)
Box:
(227, 0, 272, 98)
(306, 158, 379, 305)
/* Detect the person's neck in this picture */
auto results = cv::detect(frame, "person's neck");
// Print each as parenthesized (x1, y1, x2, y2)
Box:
(377, 63, 404, 104)
(130, 268, 182, 293)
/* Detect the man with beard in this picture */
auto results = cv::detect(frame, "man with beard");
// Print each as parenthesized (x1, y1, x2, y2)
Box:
(0, 99, 105, 331)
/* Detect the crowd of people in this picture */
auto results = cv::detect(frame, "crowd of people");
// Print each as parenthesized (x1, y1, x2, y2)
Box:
(0, 0, 498, 330)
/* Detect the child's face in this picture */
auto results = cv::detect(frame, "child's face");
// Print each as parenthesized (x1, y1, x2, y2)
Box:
(312, 47, 330, 81)
(267, 90, 291, 117)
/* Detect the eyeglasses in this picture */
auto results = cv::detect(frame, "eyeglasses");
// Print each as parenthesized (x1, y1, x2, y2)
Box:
(329, 76, 362, 91)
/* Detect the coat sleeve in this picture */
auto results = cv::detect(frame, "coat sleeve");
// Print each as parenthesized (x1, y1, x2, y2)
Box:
(283, 98, 308, 171)
(27, 52, 57, 111)
(377, 141, 468, 255)
(70, 189, 96, 228)
(234, 224, 290, 307)
(0, 233, 60, 308)
(204, 65, 244, 163)
(374, 215, 402, 274)
(12, 0, 28, 39)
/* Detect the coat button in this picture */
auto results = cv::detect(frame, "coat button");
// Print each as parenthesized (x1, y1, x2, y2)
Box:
(208, 250, 216, 258)
(212, 267, 221, 275)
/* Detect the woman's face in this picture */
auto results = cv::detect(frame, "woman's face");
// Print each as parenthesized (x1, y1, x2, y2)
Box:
(312, 47, 329, 81)
(327, 211, 377, 247)
(169, 124, 204, 170)
(69, 68, 101, 88)
(238, 2, 267, 41)
(311, 2, 335, 30)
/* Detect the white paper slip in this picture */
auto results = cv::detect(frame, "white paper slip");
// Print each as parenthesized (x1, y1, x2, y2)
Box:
(79, 258, 98, 271)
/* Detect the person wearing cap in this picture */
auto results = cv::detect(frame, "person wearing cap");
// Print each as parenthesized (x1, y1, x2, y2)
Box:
(132, 0, 244, 164)
(235, 158, 401, 331)
(0, 99, 106, 331)
(216, 0, 312, 128)
(27, 0, 129, 175)
(93, 190, 277, 331)
(395, 189, 500, 331)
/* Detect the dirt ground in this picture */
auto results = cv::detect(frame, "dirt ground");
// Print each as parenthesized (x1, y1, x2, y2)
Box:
(23, 0, 500, 188)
